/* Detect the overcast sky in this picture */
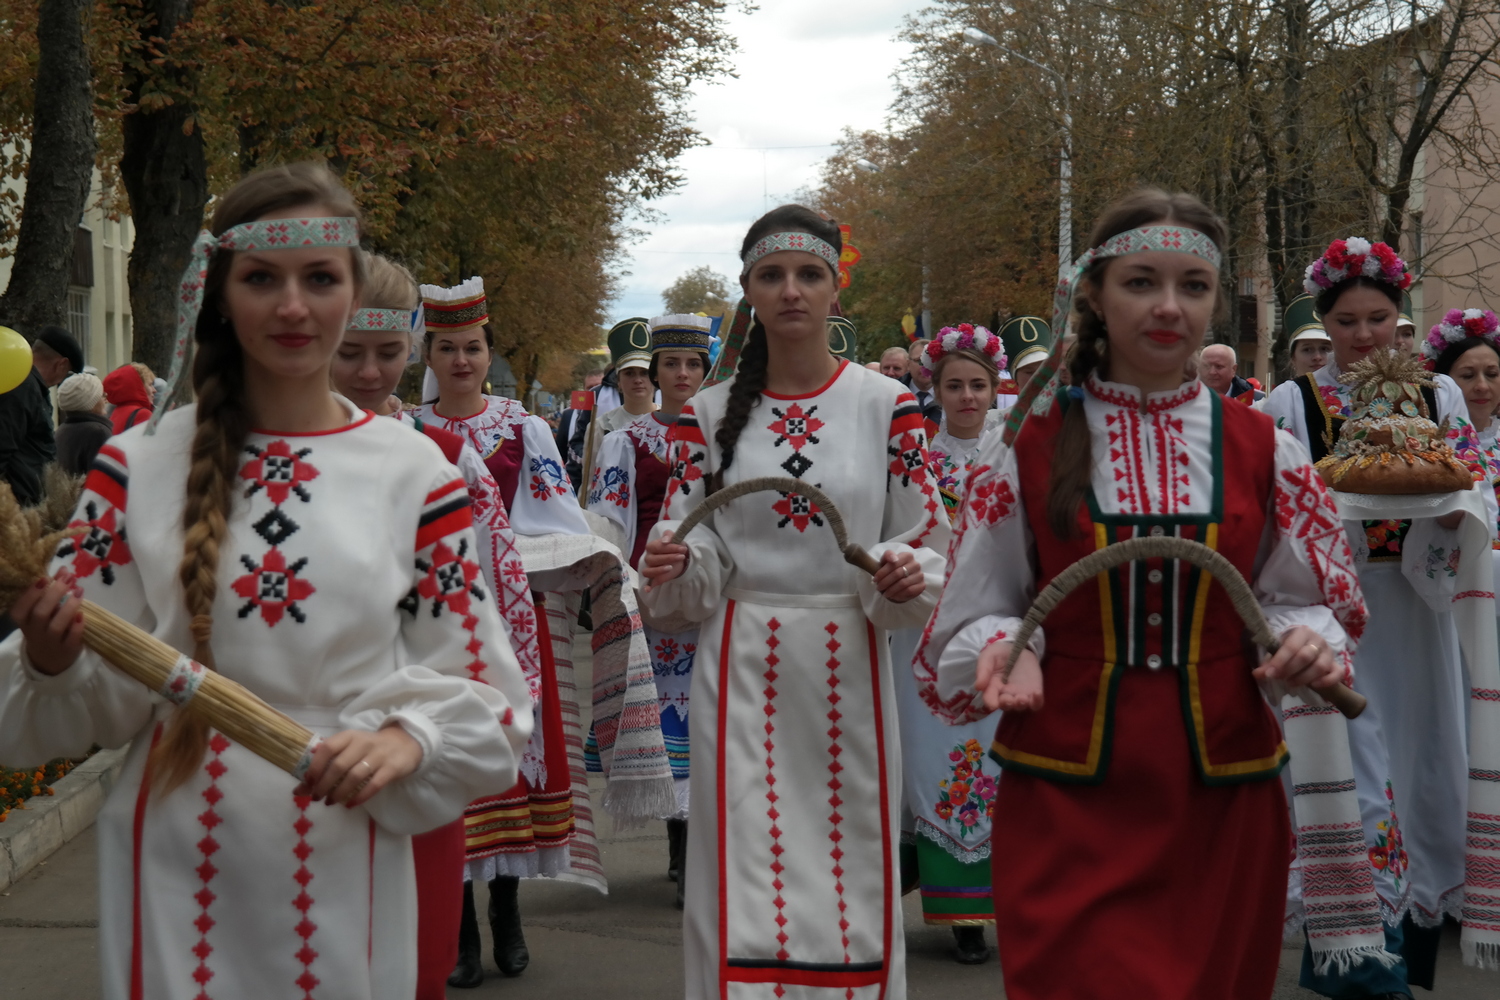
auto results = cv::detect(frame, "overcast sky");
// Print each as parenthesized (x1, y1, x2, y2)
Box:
(607, 1, 927, 323)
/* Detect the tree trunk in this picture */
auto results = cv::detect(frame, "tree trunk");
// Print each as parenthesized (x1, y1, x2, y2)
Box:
(119, 0, 206, 378)
(0, 0, 97, 339)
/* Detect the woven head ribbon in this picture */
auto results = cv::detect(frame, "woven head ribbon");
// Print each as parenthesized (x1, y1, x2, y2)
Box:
(1001, 224, 1223, 446)
(347, 307, 417, 334)
(740, 231, 841, 277)
(148, 216, 361, 435)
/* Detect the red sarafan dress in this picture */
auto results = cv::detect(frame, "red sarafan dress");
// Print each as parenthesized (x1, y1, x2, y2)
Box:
(916, 376, 1368, 1000)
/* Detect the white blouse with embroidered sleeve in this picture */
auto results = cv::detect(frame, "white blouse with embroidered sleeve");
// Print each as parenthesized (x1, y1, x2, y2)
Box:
(915, 376, 1367, 725)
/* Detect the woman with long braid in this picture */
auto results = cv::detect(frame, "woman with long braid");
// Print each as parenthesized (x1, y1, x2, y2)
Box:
(0, 163, 531, 1000)
(640, 205, 948, 1000)
(918, 190, 1376, 999)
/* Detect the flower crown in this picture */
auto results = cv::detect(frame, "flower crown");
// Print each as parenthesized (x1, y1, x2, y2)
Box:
(1303, 237, 1412, 296)
(1422, 307, 1500, 362)
(920, 324, 1006, 380)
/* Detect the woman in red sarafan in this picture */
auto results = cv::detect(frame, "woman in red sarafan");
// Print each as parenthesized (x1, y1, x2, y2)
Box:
(916, 189, 1372, 1000)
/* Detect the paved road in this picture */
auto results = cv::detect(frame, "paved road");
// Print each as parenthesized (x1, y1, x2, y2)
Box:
(0, 633, 1492, 997)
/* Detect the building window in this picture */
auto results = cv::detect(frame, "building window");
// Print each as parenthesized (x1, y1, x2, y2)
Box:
(66, 287, 90, 342)
(71, 226, 94, 287)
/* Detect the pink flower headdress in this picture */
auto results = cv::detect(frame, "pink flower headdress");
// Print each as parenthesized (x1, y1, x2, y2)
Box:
(1303, 237, 1412, 297)
(1422, 307, 1500, 363)
(920, 324, 1005, 380)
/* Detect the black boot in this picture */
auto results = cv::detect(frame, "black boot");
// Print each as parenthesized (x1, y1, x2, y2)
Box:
(675, 853, 686, 910)
(952, 925, 990, 965)
(448, 882, 484, 988)
(666, 818, 686, 882)
(487, 875, 530, 977)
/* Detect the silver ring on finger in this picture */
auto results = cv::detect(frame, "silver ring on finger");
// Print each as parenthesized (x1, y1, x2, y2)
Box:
(1305, 642, 1320, 656)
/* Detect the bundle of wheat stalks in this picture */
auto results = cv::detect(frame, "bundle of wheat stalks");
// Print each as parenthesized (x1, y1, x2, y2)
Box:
(0, 482, 318, 777)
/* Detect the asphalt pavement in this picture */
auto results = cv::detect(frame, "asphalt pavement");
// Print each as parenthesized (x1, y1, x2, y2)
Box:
(0, 633, 1491, 998)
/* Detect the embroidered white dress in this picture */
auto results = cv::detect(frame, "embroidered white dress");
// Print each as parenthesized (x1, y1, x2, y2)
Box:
(0, 404, 532, 1000)
(641, 360, 949, 1000)
(405, 396, 590, 880)
(891, 428, 1002, 926)
(408, 395, 589, 539)
(588, 411, 697, 816)
(1264, 362, 1473, 926)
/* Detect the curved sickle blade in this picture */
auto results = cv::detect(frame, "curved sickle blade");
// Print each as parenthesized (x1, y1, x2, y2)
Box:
(999, 536, 1365, 719)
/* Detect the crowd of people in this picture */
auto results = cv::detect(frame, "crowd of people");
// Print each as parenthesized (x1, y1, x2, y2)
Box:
(0, 161, 1496, 1000)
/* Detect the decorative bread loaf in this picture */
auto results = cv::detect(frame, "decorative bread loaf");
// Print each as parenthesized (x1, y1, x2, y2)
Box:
(1314, 351, 1473, 495)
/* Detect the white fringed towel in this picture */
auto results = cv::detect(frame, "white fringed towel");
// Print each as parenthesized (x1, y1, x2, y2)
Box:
(1333, 488, 1500, 969)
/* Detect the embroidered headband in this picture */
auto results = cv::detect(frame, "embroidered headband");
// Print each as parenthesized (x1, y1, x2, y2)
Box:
(1001, 224, 1224, 446)
(740, 231, 841, 277)
(920, 324, 1006, 380)
(347, 307, 418, 334)
(649, 313, 715, 355)
(1423, 308, 1500, 363)
(151, 216, 361, 434)
(1303, 237, 1411, 297)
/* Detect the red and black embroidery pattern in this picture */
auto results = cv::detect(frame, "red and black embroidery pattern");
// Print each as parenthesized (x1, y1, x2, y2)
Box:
(57, 501, 132, 585)
(232, 548, 314, 625)
(233, 440, 319, 628)
(403, 483, 487, 680)
(665, 409, 707, 504)
(772, 489, 824, 532)
(240, 440, 319, 504)
(768, 403, 823, 480)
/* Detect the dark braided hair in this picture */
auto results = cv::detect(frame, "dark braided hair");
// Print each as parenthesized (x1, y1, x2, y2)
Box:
(154, 163, 365, 794)
(709, 205, 842, 493)
(1044, 188, 1228, 538)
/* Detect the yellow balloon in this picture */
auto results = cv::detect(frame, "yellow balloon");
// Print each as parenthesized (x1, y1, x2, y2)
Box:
(0, 327, 32, 395)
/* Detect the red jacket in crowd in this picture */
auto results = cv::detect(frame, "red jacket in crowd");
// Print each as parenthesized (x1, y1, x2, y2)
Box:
(103, 366, 153, 433)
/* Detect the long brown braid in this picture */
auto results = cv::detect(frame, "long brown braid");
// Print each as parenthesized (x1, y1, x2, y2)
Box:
(151, 163, 365, 793)
(709, 205, 842, 493)
(1044, 188, 1229, 538)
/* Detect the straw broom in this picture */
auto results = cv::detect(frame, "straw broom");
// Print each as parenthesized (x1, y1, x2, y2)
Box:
(0, 483, 319, 778)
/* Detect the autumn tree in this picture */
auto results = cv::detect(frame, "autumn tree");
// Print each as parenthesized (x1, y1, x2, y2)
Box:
(0, 0, 95, 337)
(822, 0, 1500, 375)
(662, 265, 732, 315)
(0, 0, 734, 391)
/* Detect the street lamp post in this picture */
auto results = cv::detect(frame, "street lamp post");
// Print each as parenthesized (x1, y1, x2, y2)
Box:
(962, 27, 1071, 277)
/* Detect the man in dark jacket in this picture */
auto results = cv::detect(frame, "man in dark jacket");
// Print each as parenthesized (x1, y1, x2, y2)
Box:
(0, 326, 79, 506)
(555, 369, 604, 490)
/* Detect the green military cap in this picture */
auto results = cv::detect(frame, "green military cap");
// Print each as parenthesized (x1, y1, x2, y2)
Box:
(827, 315, 859, 362)
(607, 317, 652, 371)
(1398, 291, 1415, 330)
(998, 316, 1051, 372)
(1284, 295, 1330, 344)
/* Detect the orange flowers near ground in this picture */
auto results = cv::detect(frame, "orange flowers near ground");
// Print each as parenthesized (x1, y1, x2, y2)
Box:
(0, 759, 78, 822)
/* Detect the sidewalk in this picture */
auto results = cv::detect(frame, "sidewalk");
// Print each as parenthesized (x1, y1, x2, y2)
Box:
(0, 631, 1491, 997)
(1, 814, 1491, 998)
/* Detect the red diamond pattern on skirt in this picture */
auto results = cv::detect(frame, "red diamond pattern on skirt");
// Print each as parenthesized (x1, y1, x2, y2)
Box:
(191, 733, 230, 999)
(292, 794, 320, 998)
(763, 617, 789, 960)
(824, 621, 851, 960)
